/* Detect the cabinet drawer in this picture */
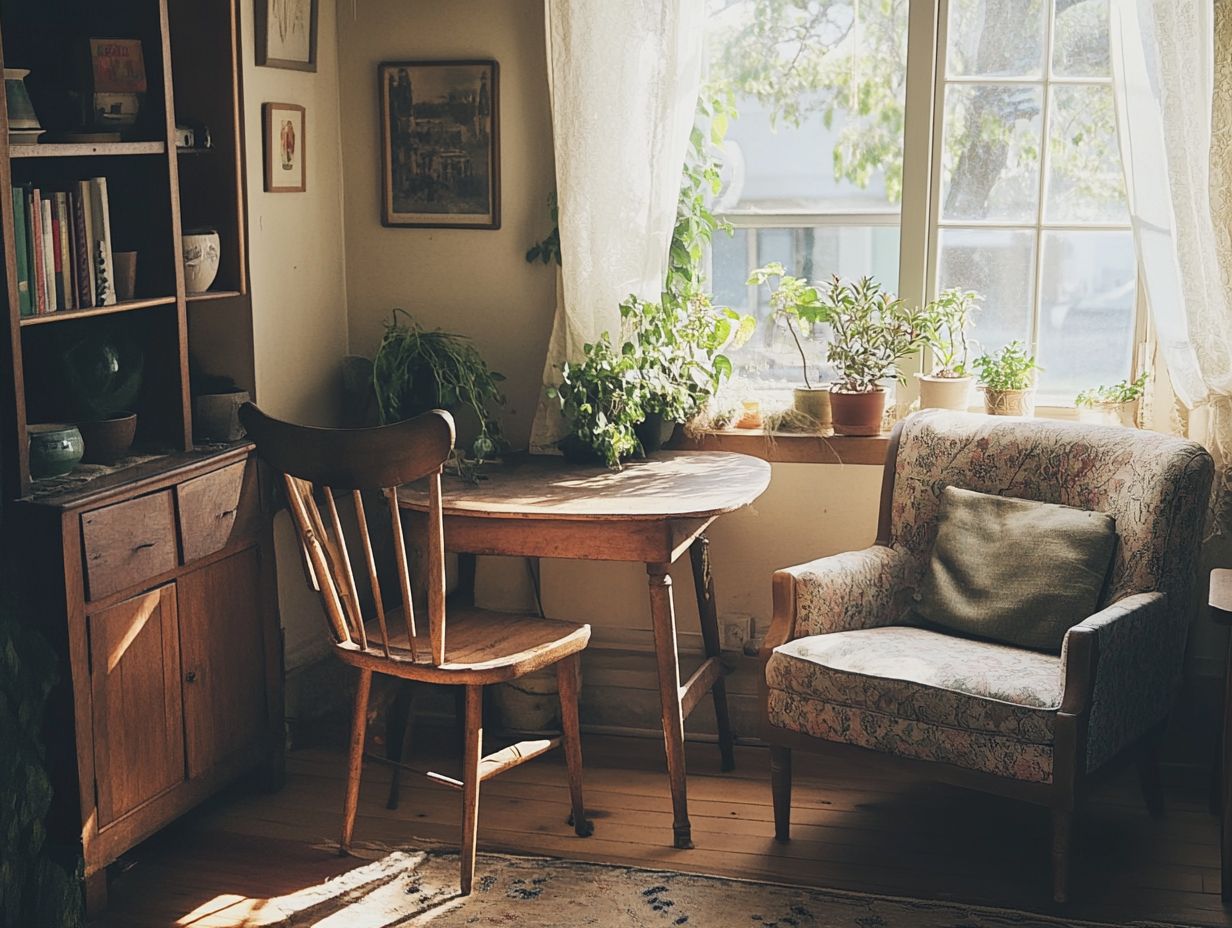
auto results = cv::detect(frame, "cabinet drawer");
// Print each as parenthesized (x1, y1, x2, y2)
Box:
(82, 492, 178, 601)
(176, 460, 259, 564)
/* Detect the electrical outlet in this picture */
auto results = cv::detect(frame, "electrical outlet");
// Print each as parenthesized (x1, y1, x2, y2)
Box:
(722, 615, 752, 651)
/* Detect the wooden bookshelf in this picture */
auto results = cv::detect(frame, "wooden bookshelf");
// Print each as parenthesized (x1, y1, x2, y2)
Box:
(0, 1, 277, 919)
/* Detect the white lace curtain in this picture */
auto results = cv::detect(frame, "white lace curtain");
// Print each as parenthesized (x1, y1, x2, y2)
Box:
(528, 0, 704, 453)
(1110, 0, 1232, 528)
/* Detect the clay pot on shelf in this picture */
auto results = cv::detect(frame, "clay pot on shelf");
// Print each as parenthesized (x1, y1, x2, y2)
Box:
(78, 411, 137, 464)
(182, 228, 221, 294)
(983, 387, 1035, 417)
(916, 373, 973, 411)
(28, 423, 84, 478)
(791, 386, 832, 432)
(194, 390, 249, 442)
(830, 388, 887, 436)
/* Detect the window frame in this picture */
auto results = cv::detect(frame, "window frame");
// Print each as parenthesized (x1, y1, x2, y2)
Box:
(709, 0, 1148, 418)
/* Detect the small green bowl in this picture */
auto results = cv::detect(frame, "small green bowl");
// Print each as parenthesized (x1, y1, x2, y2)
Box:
(29, 423, 84, 479)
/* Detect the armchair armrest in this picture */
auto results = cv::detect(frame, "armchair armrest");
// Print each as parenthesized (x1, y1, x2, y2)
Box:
(1059, 591, 1180, 773)
(764, 545, 918, 656)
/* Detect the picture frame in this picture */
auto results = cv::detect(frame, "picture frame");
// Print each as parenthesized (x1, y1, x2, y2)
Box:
(379, 59, 500, 229)
(255, 0, 318, 72)
(263, 103, 306, 193)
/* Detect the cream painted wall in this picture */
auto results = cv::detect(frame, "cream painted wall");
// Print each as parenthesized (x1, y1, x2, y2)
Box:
(240, 0, 349, 672)
(336, 0, 556, 442)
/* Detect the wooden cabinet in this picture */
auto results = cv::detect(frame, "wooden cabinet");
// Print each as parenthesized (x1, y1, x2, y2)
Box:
(14, 446, 281, 915)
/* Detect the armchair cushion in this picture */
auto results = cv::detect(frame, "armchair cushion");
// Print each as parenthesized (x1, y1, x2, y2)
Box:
(914, 486, 1117, 652)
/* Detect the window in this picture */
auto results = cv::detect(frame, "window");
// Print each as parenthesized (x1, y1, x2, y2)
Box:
(704, 0, 1139, 408)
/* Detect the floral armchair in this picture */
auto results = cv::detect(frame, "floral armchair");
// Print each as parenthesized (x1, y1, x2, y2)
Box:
(761, 410, 1213, 903)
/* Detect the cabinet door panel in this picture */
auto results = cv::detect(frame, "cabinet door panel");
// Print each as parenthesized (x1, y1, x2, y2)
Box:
(90, 585, 185, 827)
(178, 546, 268, 778)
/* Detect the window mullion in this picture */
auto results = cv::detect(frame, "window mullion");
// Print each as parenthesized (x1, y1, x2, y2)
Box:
(1030, 2, 1058, 364)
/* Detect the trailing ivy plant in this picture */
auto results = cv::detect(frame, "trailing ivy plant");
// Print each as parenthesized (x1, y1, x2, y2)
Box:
(372, 310, 506, 474)
(0, 580, 84, 928)
(822, 276, 930, 393)
(1075, 371, 1149, 408)
(973, 341, 1042, 392)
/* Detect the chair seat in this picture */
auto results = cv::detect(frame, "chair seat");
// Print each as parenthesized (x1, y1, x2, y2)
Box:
(335, 606, 591, 684)
(765, 626, 1062, 783)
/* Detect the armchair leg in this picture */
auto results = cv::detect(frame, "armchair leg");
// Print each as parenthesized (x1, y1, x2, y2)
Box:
(770, 745, 792, 842)
(1136, 724, 1166, 819)
(1050, 808, 1072, 903)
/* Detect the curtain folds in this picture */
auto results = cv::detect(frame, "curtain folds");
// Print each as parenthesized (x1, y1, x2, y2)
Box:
(528, 0, 704, 453)
(1110, 0, 1232, 530)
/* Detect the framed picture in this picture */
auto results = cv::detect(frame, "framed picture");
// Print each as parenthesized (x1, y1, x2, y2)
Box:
(256, 0, 318, 72)
(263, 103, 306, 193)
(379, 60, 500, 229)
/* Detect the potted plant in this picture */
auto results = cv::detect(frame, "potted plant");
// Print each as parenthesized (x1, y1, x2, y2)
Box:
(1075, 372, 1148, 427)
(548, 334, 647, 467)
(917, 288, 980, 410)
(823, 275, 929, 435)
(747, 263, 832, 430)
(973, 341, 1042, 416)
(372, 309, 506, 466)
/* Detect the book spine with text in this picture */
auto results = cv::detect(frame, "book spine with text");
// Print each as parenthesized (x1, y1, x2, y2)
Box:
(41, 197, 57, 312)
(76, 181, 97, 308)
(55, 193, 74, 311)
(88, 177, 116, 306)
(30, 188, 45, 314)
(12, 187, 30, 317)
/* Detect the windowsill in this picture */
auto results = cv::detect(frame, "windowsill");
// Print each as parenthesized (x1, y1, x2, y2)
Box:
(670, 428, 891, 465)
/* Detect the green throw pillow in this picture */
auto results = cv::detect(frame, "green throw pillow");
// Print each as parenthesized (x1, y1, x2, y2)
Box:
(913, 486, 1117, 653)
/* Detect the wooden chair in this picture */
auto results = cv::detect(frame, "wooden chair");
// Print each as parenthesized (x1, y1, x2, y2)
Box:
(239, 404, 594, 894)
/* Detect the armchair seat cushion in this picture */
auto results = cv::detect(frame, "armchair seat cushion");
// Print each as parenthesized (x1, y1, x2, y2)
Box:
(765, 626, 1063, 783)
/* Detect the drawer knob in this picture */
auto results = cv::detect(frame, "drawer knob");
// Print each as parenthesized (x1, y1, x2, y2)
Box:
(185, 670, 197, 683)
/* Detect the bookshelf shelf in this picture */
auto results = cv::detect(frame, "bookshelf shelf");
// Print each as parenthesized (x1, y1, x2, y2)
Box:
(186, 289, 242, 303)
(10, 141, 168, 159)
(18, 295, 178, 327)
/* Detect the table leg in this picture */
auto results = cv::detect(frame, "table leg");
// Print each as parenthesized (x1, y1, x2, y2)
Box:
(690, 534, 736, 772)
(1222, 633, 1232, 901)
(647, 562, 692, 849)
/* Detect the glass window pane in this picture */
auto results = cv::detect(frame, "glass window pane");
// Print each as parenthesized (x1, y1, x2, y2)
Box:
(1036, 231, 1136, 404)
(705, 0, 907, 215)
(941, 84, 1044, 222)
(1044, 85, 1128, 224)
(937, 228, 1035, 356)
(711, 228, 751, 313)
(947, 0, 1046, 78)
(1052, 0, 1111, 77)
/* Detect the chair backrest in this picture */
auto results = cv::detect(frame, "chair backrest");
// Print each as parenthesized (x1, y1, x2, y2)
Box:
(880, 410, 1214, 611)
(239, 402, 456, 665)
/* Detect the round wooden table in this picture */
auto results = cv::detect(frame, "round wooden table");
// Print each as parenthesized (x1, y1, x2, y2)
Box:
(399, 451, 771, 848)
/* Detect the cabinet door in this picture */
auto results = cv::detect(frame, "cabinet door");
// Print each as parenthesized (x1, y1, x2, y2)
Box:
(89, 584, 185, 827)
(178, 546, 268, 778)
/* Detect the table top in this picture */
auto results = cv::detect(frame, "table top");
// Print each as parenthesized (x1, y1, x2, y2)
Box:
(398, 451, 771, 522)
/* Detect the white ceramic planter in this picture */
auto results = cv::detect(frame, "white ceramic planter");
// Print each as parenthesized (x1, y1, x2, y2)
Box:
(916, 374, 973, 411)
(182, 229, 221, 293)
(1077, 401, 1137, 428)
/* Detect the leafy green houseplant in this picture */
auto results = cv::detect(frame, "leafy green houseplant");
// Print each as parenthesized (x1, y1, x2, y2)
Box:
(973, 341, 1042, 416)
(747, 262, 832, 430)
(1075, 372, 1148, 428)
(372, 309, 506, 464)
(822, 275, 929, 435)
(916, 289, 980, 411)
(547, 335, 647, 467)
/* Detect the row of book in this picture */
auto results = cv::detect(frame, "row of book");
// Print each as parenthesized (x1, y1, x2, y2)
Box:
(12, 178, 118, 317)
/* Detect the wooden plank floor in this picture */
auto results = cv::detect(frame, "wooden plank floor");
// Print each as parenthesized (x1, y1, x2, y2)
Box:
(99, 733, 1230, 927)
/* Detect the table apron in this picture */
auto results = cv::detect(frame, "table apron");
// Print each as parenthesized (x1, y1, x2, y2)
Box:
(401, 512, 716, 564)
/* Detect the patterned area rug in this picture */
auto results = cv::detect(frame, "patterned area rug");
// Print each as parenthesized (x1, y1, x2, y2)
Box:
(252, 849, 1182, 927)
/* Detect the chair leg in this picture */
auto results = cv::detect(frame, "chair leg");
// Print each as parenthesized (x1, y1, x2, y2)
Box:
(1051, 807, 1072, 903)
(770, 745, 792, 842)
(386, 682, 417, 810)
(340, 668, 373, 855)
(556, 653, 594, 837)
(460, 684, 484, 895)
(1137, 724, 1166, 819)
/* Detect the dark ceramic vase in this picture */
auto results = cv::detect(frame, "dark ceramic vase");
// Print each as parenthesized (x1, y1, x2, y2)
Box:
(28, 423, 84, 478)
(78, 412, 137, 464)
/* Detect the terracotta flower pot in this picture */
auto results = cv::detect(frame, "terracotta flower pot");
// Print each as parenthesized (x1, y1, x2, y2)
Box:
(830, 388, 887, 436)
(916, 373, 973, 411)
(792, 387, 832, 432)
(983, 387, 1035, 417)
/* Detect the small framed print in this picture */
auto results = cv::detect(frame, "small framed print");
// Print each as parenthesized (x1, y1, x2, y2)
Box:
(263, 103, 306, 193)
(380, 59, 500, 229)
(256, 0, 318, 72)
